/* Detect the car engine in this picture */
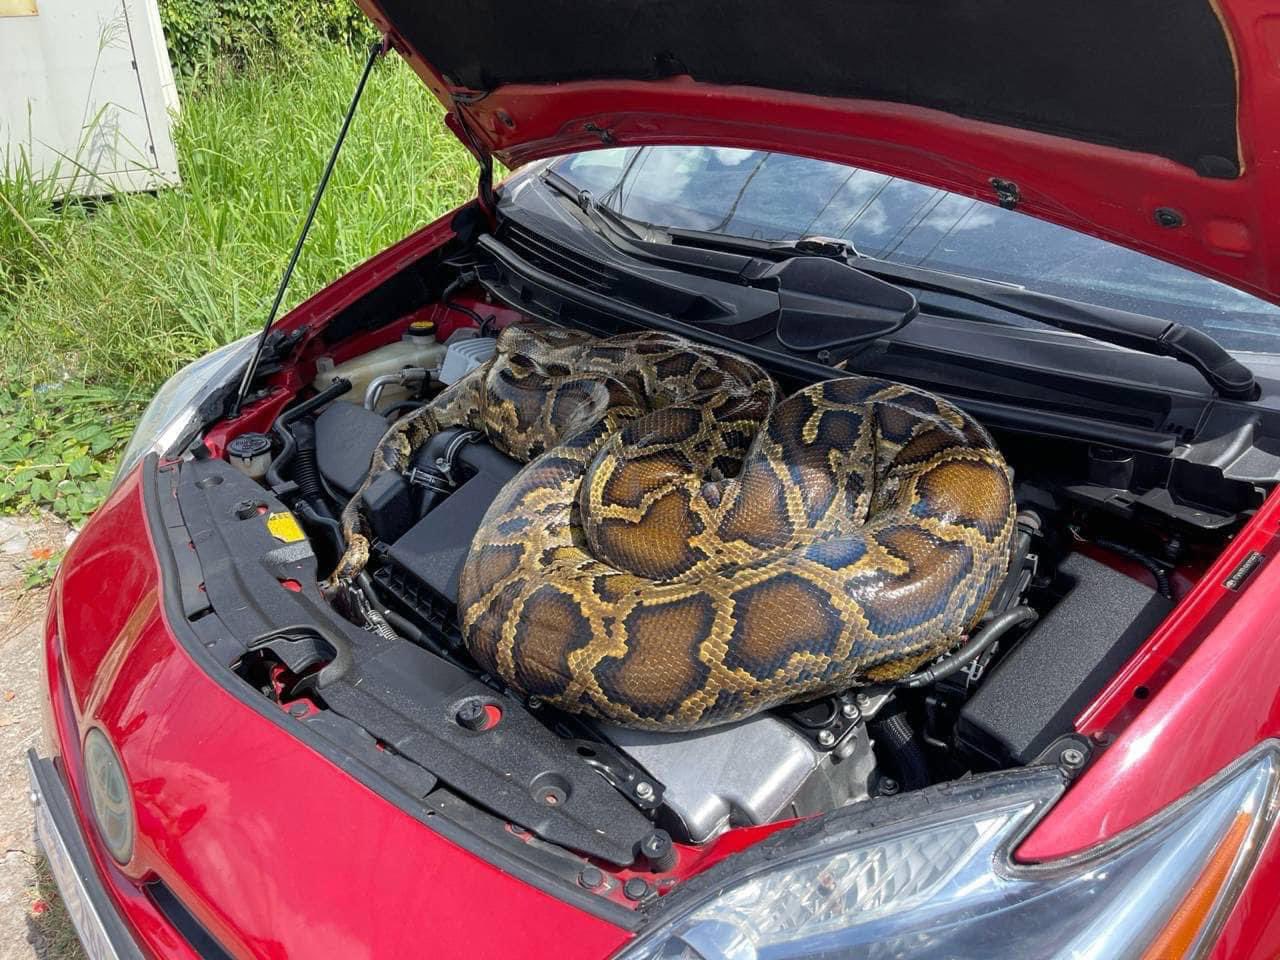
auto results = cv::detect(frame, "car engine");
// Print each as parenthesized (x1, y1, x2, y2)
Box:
(190, 297, 1243, 876)
(306, 333, 890, 844)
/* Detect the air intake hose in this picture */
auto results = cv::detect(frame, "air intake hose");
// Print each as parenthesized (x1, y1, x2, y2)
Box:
(873, 710, 931, 791)
(290, 419, 327, 510)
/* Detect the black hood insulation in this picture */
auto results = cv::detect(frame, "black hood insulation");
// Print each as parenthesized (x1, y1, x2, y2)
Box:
(376, 0, 1240, 177)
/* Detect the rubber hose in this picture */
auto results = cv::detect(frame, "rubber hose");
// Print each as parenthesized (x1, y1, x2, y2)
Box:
(264, 378, 351, 490)
(357, 572, 456, 663)
(365, 608, 402, 643)
(383, 609, 457, 663)
(894, 605, 1039, 689)
(295, 500, 345, 558)
(290, 419, 331, 519)
(440, 272, 496, 332)
(1093, 538, 1173, 599)
(874, 711, 931, 791)
(988, 510, 1040, 613)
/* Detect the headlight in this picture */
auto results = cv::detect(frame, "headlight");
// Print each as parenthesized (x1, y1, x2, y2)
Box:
(83, 728, 135, 864)
(622, 744, 1280, 960)
(114, 333, 259, 485)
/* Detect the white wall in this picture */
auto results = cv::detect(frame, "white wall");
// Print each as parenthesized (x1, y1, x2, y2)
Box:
(0, 0, 180, 195)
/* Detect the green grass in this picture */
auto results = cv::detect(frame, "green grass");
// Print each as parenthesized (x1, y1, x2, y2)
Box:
(0, 42, 476, 520)
(29, 856, 87, 960)
(2, 43, 474, 391)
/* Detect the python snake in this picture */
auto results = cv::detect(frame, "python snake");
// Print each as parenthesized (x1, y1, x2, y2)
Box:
(335, 323, 1015, 730)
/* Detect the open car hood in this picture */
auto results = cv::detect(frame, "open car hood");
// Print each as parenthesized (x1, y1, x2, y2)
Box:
(356, 0, 1280, 305)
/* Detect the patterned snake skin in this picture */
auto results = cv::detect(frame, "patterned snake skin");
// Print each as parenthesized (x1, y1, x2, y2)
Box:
(335, 323, 1016, 730)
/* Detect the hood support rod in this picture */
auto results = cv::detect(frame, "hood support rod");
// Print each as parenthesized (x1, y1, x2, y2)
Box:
(230, 39, 386, 417)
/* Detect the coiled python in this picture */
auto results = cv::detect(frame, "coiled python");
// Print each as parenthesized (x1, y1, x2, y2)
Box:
(335, 323, 1015, 730)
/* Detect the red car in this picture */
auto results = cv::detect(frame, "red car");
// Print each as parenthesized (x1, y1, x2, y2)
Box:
(30, 2, 1280, 957)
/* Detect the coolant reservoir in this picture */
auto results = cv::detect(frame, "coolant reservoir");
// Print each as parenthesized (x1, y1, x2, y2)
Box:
(313, 322, 447, 411)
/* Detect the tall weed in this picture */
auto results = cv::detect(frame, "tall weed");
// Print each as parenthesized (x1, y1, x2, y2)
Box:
(0, 44, 474, 393)
(0, 44, 476, 520)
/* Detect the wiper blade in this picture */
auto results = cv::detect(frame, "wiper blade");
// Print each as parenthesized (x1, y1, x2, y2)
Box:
(856, 256, 1258, 400)
(667, 228, 1258, 400)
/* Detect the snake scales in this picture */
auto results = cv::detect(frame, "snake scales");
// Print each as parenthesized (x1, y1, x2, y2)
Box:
(334, 323, 1016, 730)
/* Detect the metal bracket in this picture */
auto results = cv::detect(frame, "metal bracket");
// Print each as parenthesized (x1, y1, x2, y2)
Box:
(777, 692, 865, 751)
(1032, 733, 1094, 780)
(548, 714, 667, 812)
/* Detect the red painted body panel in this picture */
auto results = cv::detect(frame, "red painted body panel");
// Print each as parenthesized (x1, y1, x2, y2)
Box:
(40, 59, 1280, 947)
(46, 469, 632, 959)
(48, 464, 1280, 957)
(48, 442, 1280, 960)
(358, 0, 1280, 307)
(1017, 486, 1280, 958)
(1024, 487, 1280, 862)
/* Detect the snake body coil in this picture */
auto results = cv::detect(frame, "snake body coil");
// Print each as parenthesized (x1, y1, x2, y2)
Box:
(336, 323, 1015, 730)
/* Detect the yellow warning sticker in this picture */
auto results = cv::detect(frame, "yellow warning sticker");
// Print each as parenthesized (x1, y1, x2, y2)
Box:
(266, 512, 305, 543)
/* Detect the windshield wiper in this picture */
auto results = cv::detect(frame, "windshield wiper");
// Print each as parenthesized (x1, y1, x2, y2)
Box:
(540, 173, 1255, 399)
(663, 227, 1257, 400)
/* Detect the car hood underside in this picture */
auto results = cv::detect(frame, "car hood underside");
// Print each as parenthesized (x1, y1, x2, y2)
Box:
(354, 0, 1280, 306)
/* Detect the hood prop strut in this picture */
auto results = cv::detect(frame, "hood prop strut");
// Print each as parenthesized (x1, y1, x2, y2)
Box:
(230, 39, 387, 418)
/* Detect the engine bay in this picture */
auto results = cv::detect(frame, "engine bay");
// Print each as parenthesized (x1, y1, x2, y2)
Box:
(165, 246, 1272, 906)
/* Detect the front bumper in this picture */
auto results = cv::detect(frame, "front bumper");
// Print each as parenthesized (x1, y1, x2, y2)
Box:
(27, 751, 143, 960)
(39, 460, 635, 959)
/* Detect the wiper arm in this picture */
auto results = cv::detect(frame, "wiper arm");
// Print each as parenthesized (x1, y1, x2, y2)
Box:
(543, 169, 646, 240)
(854, 256, 1258, 401)
(542, 181, 1255, 400)
(666, 227, 1258, 400)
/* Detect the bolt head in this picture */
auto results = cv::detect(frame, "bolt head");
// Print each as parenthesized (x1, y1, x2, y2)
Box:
(455, 698, 488, 731)
(635, 781, 655, 801)
(640, 831, 671, 857)
(879, 777, 900, 796)
(840, 702, 860, 720)
(817, 729, 837, 747)
(1060, 747, 1086, 769)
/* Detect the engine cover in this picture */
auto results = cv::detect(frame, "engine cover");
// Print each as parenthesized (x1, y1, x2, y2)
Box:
(378, 434, 521, 606)
(599, 715, 877, 843)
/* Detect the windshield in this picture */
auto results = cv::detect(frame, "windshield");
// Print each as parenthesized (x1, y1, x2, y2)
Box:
(550, 147, 1280, 356)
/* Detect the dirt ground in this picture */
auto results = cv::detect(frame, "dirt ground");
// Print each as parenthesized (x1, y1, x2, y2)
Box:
(0, 514, 86, 960)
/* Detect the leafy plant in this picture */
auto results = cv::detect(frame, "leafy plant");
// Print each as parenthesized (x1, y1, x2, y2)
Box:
(156, 0, 374, 74)
(0, 379, 141, 523)
(23, 551, 65, 591)
(0, 45, 473, 394)
(0, 44, 475, 525)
